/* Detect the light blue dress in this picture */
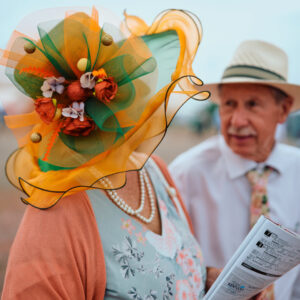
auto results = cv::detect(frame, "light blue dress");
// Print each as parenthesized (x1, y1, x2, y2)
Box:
(87, 161, 206, 299)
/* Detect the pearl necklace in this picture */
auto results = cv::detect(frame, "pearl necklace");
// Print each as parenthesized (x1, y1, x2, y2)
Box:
(100, 169, 156, 224)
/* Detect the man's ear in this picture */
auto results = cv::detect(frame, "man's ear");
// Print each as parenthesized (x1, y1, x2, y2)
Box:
(278, 96, 293, 124)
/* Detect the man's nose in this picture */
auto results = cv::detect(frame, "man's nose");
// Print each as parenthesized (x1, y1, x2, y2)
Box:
(230, 108, 249, 127)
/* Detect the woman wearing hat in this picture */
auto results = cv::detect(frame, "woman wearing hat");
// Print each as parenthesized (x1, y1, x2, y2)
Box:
(0, 7, 223, 299)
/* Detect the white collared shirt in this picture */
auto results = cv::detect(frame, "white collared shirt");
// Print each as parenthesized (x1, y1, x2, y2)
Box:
(169, 135, 300, 300)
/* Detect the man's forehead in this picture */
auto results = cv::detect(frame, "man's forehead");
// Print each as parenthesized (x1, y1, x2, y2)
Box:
(218, 83, 269, 92)
(218, 83, 274, 98)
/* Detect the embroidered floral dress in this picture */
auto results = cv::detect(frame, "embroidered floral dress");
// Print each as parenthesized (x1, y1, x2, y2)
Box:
(87, 161, 206, 299)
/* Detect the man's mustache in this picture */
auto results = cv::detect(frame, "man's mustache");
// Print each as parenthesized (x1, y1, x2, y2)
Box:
(227, 126, 257, 136)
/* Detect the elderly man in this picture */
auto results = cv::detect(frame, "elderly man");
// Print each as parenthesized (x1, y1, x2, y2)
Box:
(169, 40, 300, 299)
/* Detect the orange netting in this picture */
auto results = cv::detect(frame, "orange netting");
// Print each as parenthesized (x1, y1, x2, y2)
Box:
(1, 7, 209, 208)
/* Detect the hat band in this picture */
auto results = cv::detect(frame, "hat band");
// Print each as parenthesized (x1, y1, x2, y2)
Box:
(222, 65, 286, 82)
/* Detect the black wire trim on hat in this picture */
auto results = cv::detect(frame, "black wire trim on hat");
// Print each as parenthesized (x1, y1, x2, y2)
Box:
(125, 8, 202, 47)
(147, 9, 202, 45)
(124, 9, 203, 96)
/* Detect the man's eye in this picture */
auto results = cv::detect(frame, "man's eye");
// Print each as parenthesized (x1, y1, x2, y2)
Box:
(248, 100, 258, 107)
(224, 100, 235, 107)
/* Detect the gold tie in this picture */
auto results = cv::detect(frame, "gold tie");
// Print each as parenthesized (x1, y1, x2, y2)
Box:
(246, 166, 275, 300)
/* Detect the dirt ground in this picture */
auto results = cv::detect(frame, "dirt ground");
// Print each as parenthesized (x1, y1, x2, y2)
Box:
(0, 124, 215, 293)
(0, 127, 25, 293)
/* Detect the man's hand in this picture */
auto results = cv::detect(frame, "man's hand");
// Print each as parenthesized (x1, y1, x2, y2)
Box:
(250, 289, 268, 300)
(205, 267, 222, 292)
(205, 267, 267, 300)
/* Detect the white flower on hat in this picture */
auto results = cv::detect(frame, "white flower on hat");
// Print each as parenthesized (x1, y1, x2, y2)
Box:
(80, 72, 96, 89)
(41, 76, 65, 98)
(62, 101, 85, 121)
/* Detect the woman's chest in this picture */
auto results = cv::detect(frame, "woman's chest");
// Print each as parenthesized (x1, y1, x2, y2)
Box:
(87, 185, 206, 299)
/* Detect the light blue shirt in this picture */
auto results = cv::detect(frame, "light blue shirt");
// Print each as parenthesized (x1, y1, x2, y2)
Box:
(88, 161, 206, 299)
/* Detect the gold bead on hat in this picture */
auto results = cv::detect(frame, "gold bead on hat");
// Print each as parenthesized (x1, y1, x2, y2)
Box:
(77, 58, 89, 72)
(24, 42, 36, 54)
(30, 132, 42, 143)
(102, 34, 113, 46)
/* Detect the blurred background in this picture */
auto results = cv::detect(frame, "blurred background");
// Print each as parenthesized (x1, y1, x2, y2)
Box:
(0, 0, 300, 292)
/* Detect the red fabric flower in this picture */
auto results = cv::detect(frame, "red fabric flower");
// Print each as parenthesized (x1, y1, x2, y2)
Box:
(61, 117, 96, 136)
(94, 77, 118, 103)
(67, 80, 91, 102)
(35, 97, 56, 124)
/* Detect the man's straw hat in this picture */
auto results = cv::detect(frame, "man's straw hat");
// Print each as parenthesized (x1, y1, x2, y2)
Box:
(202, 40, 300, 111)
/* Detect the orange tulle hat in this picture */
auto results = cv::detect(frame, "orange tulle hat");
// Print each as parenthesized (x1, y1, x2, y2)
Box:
(0, 6, 209, 209)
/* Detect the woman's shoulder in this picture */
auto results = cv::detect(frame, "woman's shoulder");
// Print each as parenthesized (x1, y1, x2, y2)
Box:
(15, 191, 102, 260)
(25, 191, 95, 226)
(2, 191, 106, 299)
(19, 191, 97, 242)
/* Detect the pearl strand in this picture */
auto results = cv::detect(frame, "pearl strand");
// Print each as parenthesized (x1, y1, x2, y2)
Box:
(100, 169, 156, 224)
(135, 169, 156, 223)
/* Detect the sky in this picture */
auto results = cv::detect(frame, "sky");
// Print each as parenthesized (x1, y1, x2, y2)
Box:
(0, 0, 299, 115)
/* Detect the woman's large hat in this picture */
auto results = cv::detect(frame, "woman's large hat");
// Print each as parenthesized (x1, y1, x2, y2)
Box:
(201, 40, 300, 111)
(0, 7, 208, 208)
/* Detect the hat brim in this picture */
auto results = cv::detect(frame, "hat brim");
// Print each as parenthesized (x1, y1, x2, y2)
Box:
(197, 78, 300, 112)
(2, 8, 207, 209)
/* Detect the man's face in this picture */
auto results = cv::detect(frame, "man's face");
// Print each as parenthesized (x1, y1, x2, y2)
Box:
(219, 84, 292, 162)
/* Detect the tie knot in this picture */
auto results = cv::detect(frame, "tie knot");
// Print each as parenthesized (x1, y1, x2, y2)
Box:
(246, 166, 272, 187)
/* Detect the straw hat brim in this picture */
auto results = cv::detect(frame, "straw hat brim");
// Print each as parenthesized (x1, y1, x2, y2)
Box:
(198, 78, 300, 112)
